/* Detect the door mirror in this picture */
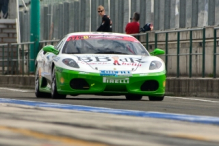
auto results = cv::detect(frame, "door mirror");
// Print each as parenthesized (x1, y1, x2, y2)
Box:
(43, 45, 59, 55)
(150, 48, 165, 56)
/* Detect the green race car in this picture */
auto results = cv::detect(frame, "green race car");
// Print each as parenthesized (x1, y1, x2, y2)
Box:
(35, 32, 166, 101)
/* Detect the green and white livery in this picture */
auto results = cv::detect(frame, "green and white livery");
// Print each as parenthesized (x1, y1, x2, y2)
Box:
(35, 32, 166, 101)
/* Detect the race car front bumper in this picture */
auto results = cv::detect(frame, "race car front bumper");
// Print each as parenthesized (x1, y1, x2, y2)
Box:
(55, 67, 166, 97)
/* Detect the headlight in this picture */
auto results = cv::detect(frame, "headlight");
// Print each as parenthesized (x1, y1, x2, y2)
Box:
(62, 58, 79, 68)
(149, 61, 162, 70)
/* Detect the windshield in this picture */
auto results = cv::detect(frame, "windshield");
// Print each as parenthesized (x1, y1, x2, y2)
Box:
(62, 36, 149, 56)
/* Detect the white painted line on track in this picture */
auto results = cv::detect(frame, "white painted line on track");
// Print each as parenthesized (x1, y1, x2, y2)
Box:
(0, 87, 34, 93)
(166, 96, 219, 103)
(0, 87, 218, 103)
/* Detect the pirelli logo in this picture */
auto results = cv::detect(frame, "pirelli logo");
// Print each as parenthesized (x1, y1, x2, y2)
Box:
(103, 77, 129, 84)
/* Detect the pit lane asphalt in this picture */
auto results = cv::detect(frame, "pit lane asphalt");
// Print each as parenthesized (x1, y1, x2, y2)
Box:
(0, 88, 219, 117)
(1, 88, 219, 146)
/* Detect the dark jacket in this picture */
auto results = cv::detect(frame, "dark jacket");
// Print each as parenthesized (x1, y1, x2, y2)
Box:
(97, 15, 112, 32)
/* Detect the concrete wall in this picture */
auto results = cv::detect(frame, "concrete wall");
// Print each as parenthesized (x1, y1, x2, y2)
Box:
(166, 77, 219, 98)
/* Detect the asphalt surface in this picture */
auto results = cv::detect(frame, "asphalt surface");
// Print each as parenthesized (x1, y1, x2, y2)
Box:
(1, 88, 219, 117)
(0, 87, 219, 146)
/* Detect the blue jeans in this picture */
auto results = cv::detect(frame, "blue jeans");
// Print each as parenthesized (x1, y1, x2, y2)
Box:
(0, 0, 9, 15)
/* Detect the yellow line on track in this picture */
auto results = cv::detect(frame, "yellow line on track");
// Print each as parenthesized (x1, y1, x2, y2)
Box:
(0, 126, 109, 146)
(169, 134, 210, 141)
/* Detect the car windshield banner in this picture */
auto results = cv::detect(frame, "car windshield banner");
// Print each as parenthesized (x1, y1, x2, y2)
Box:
(67, 35, 139, 42)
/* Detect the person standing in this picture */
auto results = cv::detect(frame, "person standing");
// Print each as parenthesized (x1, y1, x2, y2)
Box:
(125, 12, 140, 34)
(0, 0, 9, 19)
(96, 5, 112, 32)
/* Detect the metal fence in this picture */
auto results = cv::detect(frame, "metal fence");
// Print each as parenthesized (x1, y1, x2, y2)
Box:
(0, 40, 59, 75)
(154, 28, 205, 78)
(213, 27, 219, 78)
(0, 27, 219, 78)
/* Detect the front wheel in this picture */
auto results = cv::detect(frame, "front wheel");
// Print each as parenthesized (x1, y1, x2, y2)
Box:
(148, 96, 164, 101)
(35, 67, 50, 98)
(125, 95, 142, 100)
(51, 68, 66, 99)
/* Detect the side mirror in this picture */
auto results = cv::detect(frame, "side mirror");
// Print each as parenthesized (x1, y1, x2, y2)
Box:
(150, 48, 165, 56)
(43, 45, 59, 55)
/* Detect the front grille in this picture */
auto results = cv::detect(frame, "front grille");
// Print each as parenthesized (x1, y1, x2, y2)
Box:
(141, 80, 159, 91)
(70, 78, 90, 90)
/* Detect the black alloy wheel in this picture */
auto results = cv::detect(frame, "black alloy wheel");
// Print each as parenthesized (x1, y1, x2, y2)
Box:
(51, 67, 66, 99)
(35, 67, 50, 98)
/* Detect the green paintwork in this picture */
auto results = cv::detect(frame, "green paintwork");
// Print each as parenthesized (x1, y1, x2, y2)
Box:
(39, 66, 166, 97)
(150, 48, 165, 56)
(43, 45, 59, 55)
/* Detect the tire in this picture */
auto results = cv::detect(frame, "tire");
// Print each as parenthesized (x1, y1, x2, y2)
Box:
(125, 95, 142, 100)
(35, 67, 50, 98)
(148, 96, 164, 101)
(51, 67, 66, 99)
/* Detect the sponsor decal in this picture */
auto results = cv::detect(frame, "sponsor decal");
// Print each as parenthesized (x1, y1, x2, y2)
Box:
(79, 72, 89, 74)
(67, 35, 138, 42)
(67, 36, 84, 41)
(100, 70, 132, 76)
(76, 56, 144, 66)
(121, 62, 142, 66)
(112, 56, 120, 65)
(140, 73, 148, 76)
(103, 77, 129, 84)
(46, 54, 56, 61)
(83, 36, 89, 39)
(53, 57, 60, 62)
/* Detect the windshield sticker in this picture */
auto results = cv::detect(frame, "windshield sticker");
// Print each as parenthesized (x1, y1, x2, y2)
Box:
(100, 70, 132, 76)
(67, 35, 138, 42)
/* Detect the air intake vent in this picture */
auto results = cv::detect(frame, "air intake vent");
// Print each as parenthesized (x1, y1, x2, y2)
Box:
(141, 80, 159, 91)
(70, 78, 89, 90)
